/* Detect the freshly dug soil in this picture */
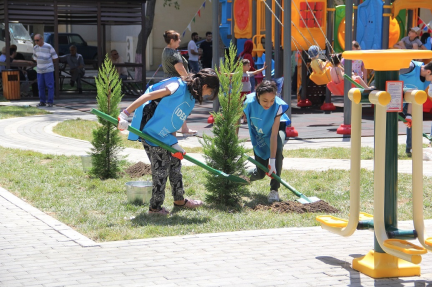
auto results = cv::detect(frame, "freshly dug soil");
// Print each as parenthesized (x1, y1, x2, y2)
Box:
(125, 161, 152, 178)
(254, 200, 339, 214)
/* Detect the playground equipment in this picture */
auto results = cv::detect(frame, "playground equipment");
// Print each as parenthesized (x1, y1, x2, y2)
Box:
(91, 109, 249, 185)
(317, 49, 432, 278)
(244, 154, 320, 204)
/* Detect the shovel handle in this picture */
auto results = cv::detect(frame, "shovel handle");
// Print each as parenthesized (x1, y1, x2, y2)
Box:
(244, 154, 304, 198)
(397, 114, 432, 141)
(91, 108, 230, 177)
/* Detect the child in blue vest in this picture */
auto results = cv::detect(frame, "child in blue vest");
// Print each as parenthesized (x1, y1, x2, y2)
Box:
(243, 80, 290, 203)
(118, 69, 219, 215)
(399, 61, 432, 156)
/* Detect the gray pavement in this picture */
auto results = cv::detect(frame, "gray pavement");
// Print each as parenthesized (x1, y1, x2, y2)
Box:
(2, 100, 432, 286)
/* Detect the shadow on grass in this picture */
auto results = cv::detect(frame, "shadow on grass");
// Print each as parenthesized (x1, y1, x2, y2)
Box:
(243, 192, 269, 209)
(131, 211, 211, 226)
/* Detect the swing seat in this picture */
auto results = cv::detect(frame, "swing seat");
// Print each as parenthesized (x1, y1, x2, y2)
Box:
(309, 63, 332, 86)
(327, 78, 361, 96)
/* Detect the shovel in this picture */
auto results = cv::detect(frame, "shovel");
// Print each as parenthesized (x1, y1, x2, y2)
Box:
(244, 154, 320, 204)
(91, 109, 249, 185)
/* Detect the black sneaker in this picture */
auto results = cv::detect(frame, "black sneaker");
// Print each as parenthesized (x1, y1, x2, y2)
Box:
(36, 102, 46, 107)
(47, 103, 53, 107)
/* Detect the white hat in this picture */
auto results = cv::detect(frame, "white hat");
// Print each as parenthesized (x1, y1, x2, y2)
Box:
(411, 27, 421, 34)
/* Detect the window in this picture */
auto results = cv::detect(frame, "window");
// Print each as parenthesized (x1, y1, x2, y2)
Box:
(69, 35, 84, 45)
(58, 35, 68, 45)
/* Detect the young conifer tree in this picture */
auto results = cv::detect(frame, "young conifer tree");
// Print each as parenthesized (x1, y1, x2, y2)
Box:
(90, 55, 124, 179)
(201, 43, 249, 206)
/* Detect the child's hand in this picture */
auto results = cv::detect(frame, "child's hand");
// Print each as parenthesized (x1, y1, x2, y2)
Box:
(171, 143, 186, 160)
(117, 111, 129, 131)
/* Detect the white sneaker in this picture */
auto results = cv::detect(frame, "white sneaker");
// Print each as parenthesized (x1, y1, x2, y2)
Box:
(268, 190, 280, 203)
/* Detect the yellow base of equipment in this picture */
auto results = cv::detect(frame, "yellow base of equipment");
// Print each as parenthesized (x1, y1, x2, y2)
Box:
(352, 250, 421, 278)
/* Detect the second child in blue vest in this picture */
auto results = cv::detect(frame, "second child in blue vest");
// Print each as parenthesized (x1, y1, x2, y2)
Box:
(399, 61, 432, 156)
(243, 80, 290, 203)
(117, 69, 220, 215)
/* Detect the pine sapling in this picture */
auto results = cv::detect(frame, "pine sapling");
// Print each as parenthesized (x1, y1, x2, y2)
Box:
(201, 42, 249, 206)
(90, 55, 124, 179)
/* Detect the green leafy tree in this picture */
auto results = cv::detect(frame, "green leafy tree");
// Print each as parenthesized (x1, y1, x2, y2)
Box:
(90, 55, 124, 179)
(201, 43, 249, 206)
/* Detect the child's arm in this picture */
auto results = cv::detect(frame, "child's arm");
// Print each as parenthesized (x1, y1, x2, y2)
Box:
(125, 88, 172, 114)
(250, 63, 267, 75)
(267, 115, 282, 175)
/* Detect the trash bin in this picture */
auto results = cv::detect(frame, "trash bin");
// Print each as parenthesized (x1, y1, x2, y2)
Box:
(2, 70, 20, 100)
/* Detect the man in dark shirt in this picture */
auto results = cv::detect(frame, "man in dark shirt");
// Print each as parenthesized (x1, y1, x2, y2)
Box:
(200, 31, 213, 69)
(59, 45, 85, 93)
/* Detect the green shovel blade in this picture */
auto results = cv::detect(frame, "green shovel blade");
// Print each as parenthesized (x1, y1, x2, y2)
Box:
(91, 109, 248, 185)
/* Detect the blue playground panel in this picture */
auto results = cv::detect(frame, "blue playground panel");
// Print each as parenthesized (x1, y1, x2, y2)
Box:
(356, 0, 383, 50)
(219, 0, 232, 48)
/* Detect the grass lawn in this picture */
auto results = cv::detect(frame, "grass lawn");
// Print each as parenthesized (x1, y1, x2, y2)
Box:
(0, 105, 50, 119)
(54, 119, 417, 159)
(1, 146, 431, 242)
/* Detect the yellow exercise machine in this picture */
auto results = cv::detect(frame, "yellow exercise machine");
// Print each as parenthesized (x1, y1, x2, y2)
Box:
(317, 50, 432, 278)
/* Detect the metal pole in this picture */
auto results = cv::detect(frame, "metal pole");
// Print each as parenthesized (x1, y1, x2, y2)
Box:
(97, 2, 102, 69)
(252, 0, 257, 38)
(274, 1, 281, 78)
(353, 0, 359, 41)
(141, 2, 147, 90)
(54, 0, 59, 98)
(283, 0, 292, 119)
(301, 51, 307, 102)
(343, 0, 353, 126)
(264, 0, 273, 80)
(212, 0, 220, 112)
(102, 25, 106, 59)
(382, 0, 390, 49)
(4, 0, 10, 70)
(265, 0, 272, 80)
(323, 0, 334, 108)
(231, 1, 236, 47)
(407, 10, 413, 35)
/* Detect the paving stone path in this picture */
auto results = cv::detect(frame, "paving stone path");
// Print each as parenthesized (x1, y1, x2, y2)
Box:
(2, 101, 432, 286)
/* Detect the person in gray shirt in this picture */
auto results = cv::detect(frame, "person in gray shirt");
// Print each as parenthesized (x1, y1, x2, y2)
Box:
(59, 45, 85, 94)
(394, 27, 426, 50)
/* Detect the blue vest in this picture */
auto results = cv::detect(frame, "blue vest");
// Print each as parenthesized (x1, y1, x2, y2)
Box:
(425, 37, 431, 51)
(399, 61, 431, 90)
(128, 78, 195, 146)
(243, 93, 289, 159)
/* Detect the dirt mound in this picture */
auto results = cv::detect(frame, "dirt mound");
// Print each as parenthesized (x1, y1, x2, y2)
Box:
(254, 200, 339, 214)
(125, 161, 152, 178)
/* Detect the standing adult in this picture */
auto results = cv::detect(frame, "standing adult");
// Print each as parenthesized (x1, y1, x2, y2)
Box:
(59, 45, 85, 94)
(33, 34, 58, 107)
(188, 32, 201, 73)
(239, 40, 256, 92)
(199, 32, 213, 69)
(161, 30, 197, 135)
(110, 49, 128, 80)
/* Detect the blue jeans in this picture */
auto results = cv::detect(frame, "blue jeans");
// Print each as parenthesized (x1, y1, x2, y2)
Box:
(189, 61, 199, 73)
(37, 72, 54, 104)
(403, 103, 411, 153)
(250, 75, 256, 92)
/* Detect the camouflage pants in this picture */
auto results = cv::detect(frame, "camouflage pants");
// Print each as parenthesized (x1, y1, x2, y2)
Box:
(143, 141, 185, 210)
